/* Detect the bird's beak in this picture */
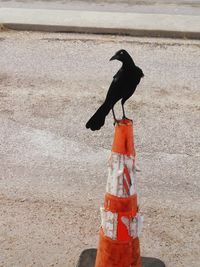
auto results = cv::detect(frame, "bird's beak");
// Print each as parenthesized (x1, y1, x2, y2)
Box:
(110, 54, 118, 61)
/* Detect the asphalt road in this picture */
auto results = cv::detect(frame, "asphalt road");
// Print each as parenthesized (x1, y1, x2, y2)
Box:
(0, 31, 200, 267)
(0, 0, 200, 15)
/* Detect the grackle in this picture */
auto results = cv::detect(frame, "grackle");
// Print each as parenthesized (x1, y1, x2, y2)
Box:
(86, 49, 144, 131)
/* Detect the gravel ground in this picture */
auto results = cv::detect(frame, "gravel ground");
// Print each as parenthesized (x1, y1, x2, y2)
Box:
(0, 30, 200, 267)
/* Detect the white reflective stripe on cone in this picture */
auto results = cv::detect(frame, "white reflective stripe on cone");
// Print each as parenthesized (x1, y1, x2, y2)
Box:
(121, 213, 143, 237)
(106, 152, 137, 197)
(100, 207, 118, 240)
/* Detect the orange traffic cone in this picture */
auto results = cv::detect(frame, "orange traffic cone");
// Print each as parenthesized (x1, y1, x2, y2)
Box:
(95, 119, 143, 267)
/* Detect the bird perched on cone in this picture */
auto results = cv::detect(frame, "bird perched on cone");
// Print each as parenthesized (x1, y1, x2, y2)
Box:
(86, 49, 144, 131)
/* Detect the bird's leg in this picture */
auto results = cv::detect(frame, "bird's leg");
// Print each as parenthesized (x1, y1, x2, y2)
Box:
(122, 103, 126, 119)
(112, 108, 119, 125)
(121, 101, 128, 119)
(121, 100, 132, 121)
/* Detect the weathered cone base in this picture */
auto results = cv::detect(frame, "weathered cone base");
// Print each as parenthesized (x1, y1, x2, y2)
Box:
(76, 249, 166, 267)
(95, 229, 141, 267)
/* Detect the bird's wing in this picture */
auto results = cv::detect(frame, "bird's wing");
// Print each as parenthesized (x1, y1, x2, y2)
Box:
(113, 68, 122, 80)
(105, 68, 124, 106)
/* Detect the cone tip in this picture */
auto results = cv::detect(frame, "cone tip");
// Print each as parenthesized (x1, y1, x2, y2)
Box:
(116, 118, 133, 127)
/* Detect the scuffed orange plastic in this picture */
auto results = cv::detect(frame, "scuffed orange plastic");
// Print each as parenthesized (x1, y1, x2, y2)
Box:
(104, 193, 138, 214)
(95, 228, 142, 267)
(104, 193, 138, 241)
(112, 119, 135, 157)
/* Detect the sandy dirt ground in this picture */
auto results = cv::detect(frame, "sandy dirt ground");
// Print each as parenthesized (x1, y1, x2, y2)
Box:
(0, 31, 200, 267)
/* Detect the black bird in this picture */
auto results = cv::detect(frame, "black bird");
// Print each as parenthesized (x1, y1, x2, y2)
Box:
(86, 49, 144, 131)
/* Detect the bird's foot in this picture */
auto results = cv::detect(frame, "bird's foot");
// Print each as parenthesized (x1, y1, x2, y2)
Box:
(113, 118, 120, 126)
(122, 116, 132, 121)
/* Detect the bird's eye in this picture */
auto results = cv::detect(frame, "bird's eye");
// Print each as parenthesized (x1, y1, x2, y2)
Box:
(120, 51, 123, 54)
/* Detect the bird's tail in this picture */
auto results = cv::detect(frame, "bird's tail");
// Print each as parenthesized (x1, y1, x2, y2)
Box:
(86, 101, 110, 131)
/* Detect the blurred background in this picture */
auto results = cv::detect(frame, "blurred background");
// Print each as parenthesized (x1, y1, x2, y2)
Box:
(0, 0, 200, 15)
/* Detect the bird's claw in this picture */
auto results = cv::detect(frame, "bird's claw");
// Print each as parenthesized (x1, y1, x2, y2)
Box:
(113, 119, 120, 126)
(122, 116, 132, 121)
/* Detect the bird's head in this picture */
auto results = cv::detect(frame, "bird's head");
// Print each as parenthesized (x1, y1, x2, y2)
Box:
(110, 49, 133, 64)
